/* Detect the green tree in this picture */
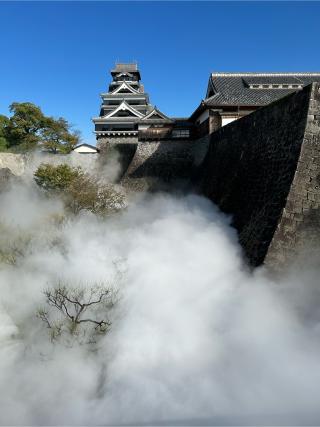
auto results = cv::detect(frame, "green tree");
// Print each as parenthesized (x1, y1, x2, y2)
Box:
(34, 163, 80, 190)
(66, 171, 126, 215)
(6, 102, 46, 149)
(41, 117, 80, 154)
(0, 115, 10, 152)
(2, 102, 81, 153)
(34, 163, 126, 215)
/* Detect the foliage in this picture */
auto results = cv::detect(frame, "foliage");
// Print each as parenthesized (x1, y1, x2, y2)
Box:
(0, 102, 80, 153)
(5, 102, 46, 149)
(0, 115, 10, 151)
(0, 114, 9, 131)
(34, 163, 80, 191)
(34, 163, 126, 216)
(0, 223, 32, 266)
(37, 282, 116, 343)
(0, 234, 31, 266)
(0, 215, 67, 267)
(66, 171, 126, 215)
(41, 117, 79, 154)
(0, 137, 8, 152)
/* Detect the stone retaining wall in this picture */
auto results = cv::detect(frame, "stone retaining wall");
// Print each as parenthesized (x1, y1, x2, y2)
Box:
(198, 83, 320, 267)
(121, 140, 206, 191)
(265, 83, 320, 266)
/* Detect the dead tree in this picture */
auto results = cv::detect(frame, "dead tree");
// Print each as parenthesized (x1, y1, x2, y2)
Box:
(37, 282, 116, 342)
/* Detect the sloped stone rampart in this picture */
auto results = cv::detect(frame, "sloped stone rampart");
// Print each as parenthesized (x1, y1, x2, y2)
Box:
(265, 84, 320, 266)
(198, 84, 319, 266)
(120, 140, 203, 191)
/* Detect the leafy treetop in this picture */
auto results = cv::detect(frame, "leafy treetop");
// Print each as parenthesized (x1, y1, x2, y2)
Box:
(34, 163, 80, 190)
(0, 102, 80, 153)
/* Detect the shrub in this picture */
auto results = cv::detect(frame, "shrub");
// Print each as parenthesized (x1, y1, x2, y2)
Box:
(34, 163, 80, 191)
(66, 171, 126, 215)
(0, 223, 32, 266)
(34, 163, 126, 215)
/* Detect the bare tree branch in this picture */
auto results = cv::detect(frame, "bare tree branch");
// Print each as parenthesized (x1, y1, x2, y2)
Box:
(37, 282, 115, 343)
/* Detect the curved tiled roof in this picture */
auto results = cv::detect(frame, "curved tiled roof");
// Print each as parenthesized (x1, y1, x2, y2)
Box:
(205, 73, 320, 107)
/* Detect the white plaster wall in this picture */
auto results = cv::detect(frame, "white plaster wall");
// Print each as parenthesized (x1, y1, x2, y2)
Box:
(197, 110, 209, 124)
(73, 146, 98, 153)
(222, 117, 238, 127)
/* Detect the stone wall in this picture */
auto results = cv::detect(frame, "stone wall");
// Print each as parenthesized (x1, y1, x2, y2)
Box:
(265, 83, 320, 266)
(98, 142, 137, 182)
(97, 136, 138, 146)
(121, 139, 208, 191)
(209, 110, 222, 133)
(198, 83, 320, 267)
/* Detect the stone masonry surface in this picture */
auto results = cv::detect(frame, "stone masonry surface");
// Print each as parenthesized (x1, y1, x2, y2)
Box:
(197, 84, 315, 266)
(120, 140, 203, 191)
(265, 83, 320, 266)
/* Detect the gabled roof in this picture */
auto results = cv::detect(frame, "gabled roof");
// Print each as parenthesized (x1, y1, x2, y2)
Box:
(141, 107, 172, 121)
(110, 81, 140, 95)
(205, 72, 320, 107)
(103, 101, 144, 119)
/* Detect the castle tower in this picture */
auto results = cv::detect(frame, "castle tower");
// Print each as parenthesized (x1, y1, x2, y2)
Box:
(93, 62, 174, 145)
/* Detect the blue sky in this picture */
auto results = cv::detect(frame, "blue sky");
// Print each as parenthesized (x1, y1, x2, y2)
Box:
(1, 1, 320, 145)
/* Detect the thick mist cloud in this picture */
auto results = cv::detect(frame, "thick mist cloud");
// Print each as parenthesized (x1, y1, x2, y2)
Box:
(1, 166, 320, 425)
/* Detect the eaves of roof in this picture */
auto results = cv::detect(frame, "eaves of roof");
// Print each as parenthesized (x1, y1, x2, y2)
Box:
(92, 116, 139, 123)
(189, 101, 207, 121)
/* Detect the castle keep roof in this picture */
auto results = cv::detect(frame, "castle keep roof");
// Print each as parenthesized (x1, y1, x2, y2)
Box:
(111, 63, 138, 73)
(110, 63, 141, 80)
(205, 72, 320, 107)
(93, 62, 176, 137)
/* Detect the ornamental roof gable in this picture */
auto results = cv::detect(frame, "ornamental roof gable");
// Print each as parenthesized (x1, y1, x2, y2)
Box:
(141, 107, 172, 121)
(110, 81, 140, 95)
(116, 72, 134, 78)
(103, 101, 144, 119)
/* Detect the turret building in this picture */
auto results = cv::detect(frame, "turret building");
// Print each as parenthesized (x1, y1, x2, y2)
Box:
(93, 63, 151, 137)
(92, 63, 192, 147)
